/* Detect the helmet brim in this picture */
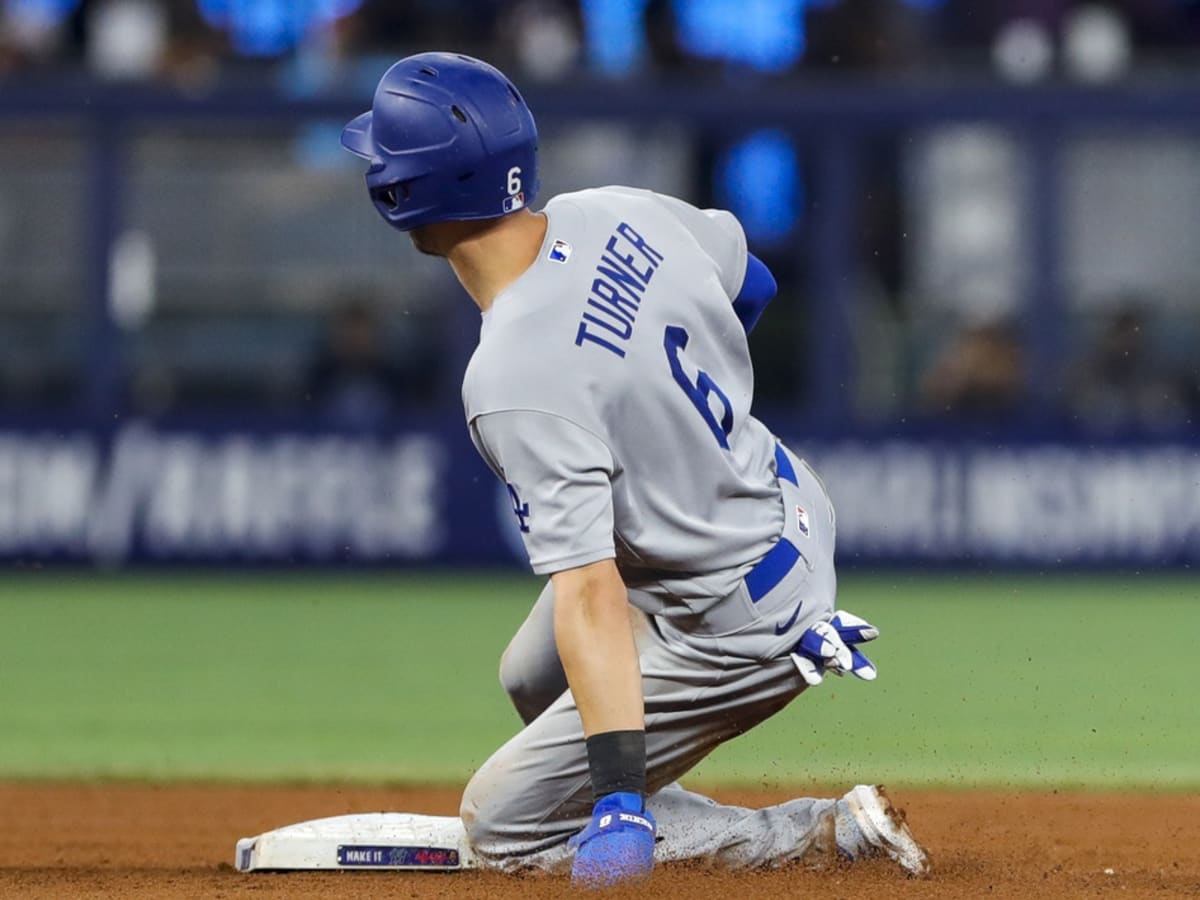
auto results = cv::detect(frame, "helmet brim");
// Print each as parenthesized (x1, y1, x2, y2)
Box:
(340, 112, 376, 161)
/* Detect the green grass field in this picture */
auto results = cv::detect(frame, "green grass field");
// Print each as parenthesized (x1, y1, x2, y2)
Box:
(1, 571, 1196, 789)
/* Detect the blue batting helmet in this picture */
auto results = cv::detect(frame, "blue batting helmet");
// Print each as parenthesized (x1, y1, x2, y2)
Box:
(341, 53, 539, 232)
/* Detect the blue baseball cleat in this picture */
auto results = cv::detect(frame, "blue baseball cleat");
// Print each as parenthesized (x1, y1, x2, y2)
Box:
(569, 792, 656, 888)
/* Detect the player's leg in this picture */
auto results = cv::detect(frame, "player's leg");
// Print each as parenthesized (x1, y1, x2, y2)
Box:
(497, 580, 567, 724)
(628, 446, 867, 869)
(647, 783, 844, 868)
(461, 446, 915, 873)
(462, 449, 843, 871)
(460, 616, 834, 872)
(498, 578, 670, 726)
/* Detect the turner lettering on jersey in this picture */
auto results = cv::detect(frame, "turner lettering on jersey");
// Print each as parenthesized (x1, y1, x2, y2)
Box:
(574, 222, 665, 358)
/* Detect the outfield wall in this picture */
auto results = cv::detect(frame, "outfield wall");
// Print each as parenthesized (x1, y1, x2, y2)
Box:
(2, 421, 1195, 568)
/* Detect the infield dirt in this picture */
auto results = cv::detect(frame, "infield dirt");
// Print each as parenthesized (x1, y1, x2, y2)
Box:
(0, 783, 1196, 899)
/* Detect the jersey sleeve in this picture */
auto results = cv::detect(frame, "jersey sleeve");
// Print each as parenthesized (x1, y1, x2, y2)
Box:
(654, 194, 749, 299)
(470, 410, 616, 575)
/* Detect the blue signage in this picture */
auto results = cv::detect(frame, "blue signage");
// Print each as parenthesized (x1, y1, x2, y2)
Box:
(0, 423, 1194, 567)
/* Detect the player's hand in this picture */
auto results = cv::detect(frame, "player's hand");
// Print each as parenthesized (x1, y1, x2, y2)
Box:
(569, 791, 656, 888)
(790, 610, 879, 686)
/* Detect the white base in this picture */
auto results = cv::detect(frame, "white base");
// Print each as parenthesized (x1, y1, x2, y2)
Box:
(235, 813, 479, 872)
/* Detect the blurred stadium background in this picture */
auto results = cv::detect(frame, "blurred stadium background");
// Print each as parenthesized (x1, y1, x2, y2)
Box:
(0, 0, 1197, 787)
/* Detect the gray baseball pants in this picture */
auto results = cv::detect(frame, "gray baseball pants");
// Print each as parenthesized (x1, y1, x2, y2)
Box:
(460, 446, 847, 872)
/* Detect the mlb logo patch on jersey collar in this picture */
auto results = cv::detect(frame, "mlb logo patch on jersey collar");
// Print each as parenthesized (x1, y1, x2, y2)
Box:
(548, 239, 572, 263)
(795, 505, 810, 537)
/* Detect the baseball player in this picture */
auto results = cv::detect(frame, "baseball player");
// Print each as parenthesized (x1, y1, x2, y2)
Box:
(341, 52, 929, 888)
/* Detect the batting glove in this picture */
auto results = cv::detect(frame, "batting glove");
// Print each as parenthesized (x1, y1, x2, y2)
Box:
(791, 610, 880, 686)
(569, 791, 656, 888)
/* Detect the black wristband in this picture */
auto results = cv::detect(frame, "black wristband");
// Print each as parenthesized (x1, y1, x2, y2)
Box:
(586, 729, 647, 801)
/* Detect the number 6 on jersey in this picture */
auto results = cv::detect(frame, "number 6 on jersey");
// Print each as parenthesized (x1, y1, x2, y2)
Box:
(664, 325, 734, 449)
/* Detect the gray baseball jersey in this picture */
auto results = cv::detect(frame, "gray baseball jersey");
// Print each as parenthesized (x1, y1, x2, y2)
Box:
(463, 186, 784, 615)
(458, 187, 848, 871)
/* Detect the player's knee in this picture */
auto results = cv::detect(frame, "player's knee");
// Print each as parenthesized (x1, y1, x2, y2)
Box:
(497, 647, 524, 712)
(498, 648, 563, 725)
(459, 787, 487, 851)
(459, 773, 519, 858)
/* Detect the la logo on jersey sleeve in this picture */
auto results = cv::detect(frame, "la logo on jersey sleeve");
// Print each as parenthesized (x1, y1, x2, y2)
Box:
(506, 483, 531, 533)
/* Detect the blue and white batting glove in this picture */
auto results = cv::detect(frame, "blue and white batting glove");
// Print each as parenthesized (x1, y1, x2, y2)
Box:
(791, 609, 880, 686)
(569, 791, 656, 888)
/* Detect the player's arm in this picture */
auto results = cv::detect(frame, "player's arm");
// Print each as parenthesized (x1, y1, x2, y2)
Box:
(552, 557, 646, 804)
(552, 559, 644, 736)
(553, 557, 654, 888)
(470, 411, 644, 743)
(732, 252, 778, 334)
(468, 409, 654, 885)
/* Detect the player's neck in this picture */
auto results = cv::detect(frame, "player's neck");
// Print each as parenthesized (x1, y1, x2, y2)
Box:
(443, 210, 548, 313)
